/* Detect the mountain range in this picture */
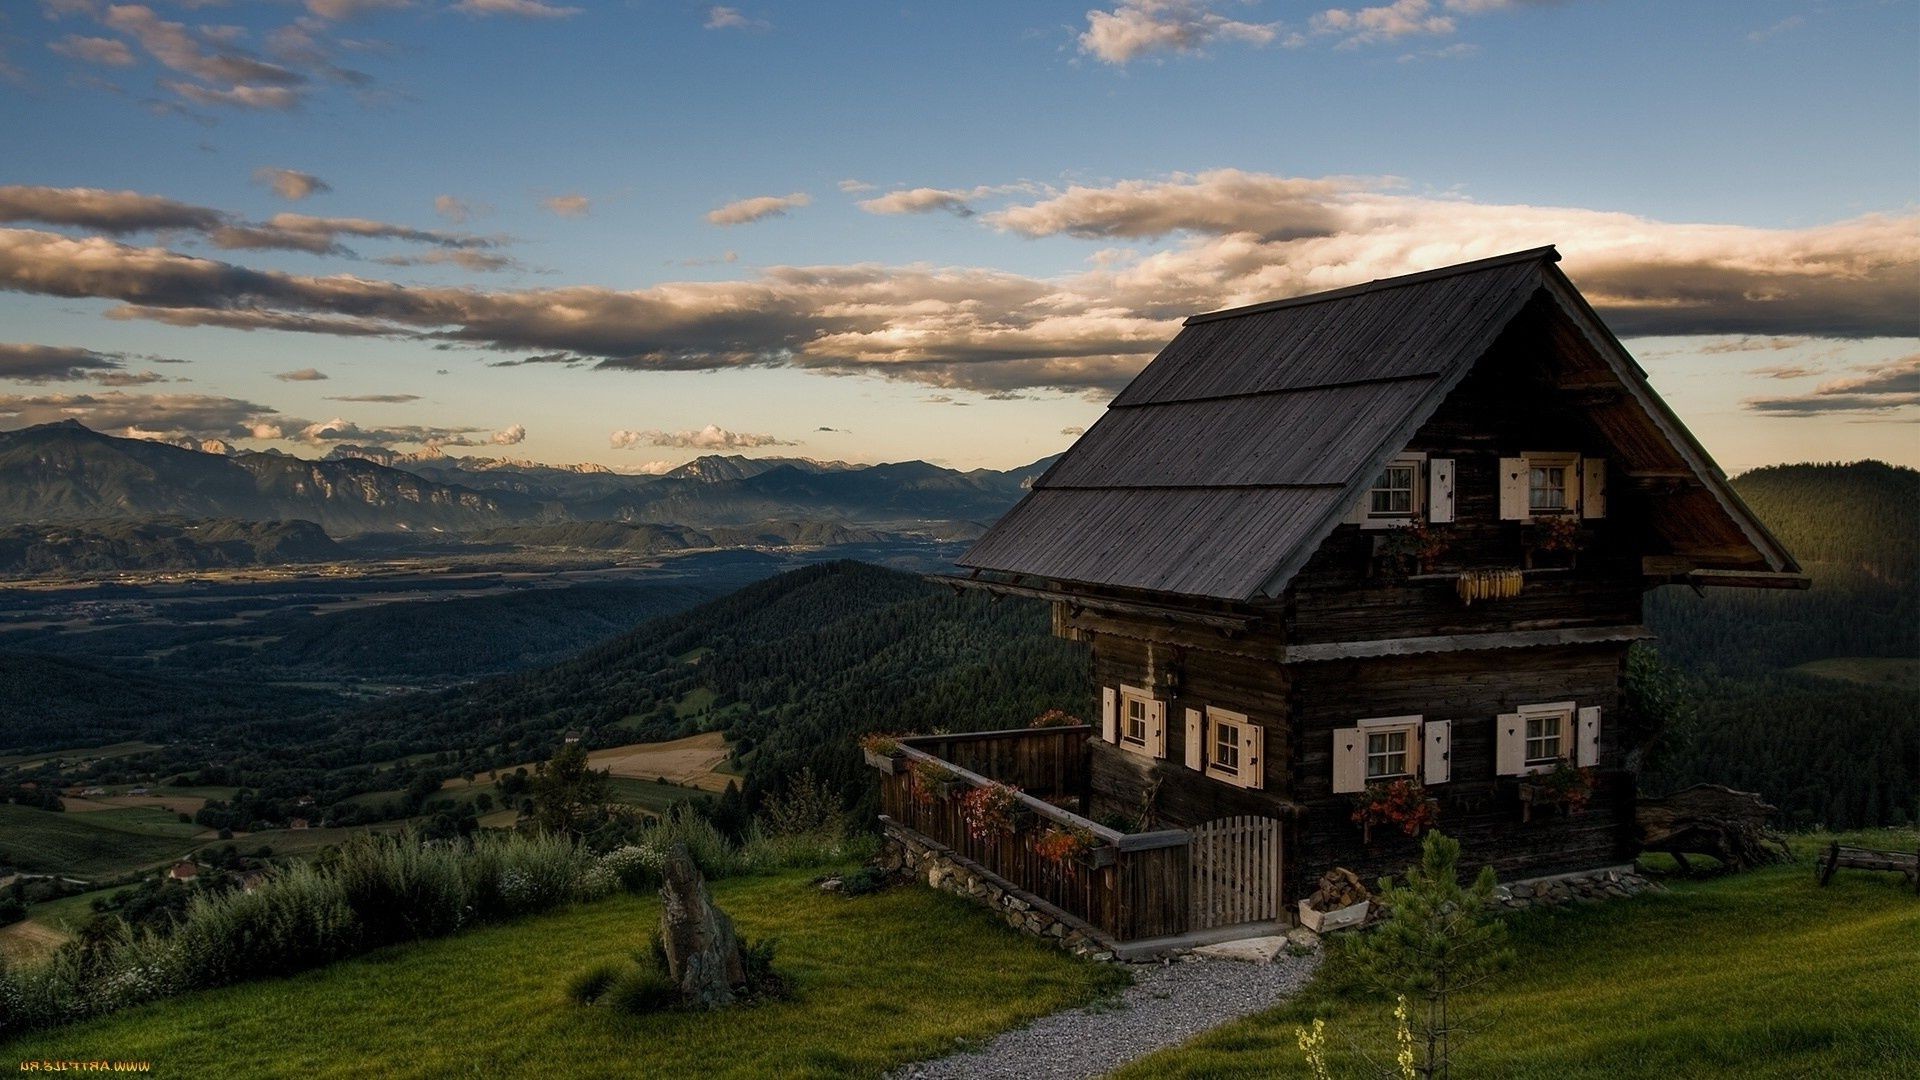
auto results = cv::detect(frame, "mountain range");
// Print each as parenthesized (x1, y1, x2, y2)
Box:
(0, 421, 1053, 541)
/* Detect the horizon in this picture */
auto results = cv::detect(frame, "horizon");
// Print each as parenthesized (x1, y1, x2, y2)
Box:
(0, 1, 1915, 475)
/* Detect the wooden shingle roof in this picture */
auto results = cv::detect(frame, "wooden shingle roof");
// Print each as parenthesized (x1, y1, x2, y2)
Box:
(958, 247, 1797, 602)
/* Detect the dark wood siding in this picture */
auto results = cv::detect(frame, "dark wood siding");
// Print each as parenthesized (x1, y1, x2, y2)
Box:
(1287, 643, 1636, 899)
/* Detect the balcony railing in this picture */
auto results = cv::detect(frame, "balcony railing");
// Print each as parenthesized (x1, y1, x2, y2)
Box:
(872, 725, 1194, 942)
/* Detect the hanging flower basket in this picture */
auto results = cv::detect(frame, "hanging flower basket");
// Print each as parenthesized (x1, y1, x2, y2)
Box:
(1516, 763, 1595, 822)
(859, 733, 905, 773)
(959, 782, 1028, 840)
(1034, 823, 1111, 867)
(1350, 778, 1439, 844)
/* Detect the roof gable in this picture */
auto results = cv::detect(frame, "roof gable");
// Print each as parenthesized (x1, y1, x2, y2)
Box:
(960, 248, 1797, 602)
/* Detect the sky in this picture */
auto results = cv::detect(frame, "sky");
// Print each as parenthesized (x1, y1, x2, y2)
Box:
(0, 0, 1914, 474)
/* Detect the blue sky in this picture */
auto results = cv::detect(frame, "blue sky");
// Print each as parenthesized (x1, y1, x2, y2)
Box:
(0, 0, 1914, 471)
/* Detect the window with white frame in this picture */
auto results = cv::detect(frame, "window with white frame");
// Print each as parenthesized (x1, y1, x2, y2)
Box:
(1200, 707, 1262, 789)
(1526, 453, 1578, 514)
(1522, 704, 1572, 766)
(1122, 693, 1149, 747)
(1369, 459, 1418, 517)
(1366, 727, 1412, 780)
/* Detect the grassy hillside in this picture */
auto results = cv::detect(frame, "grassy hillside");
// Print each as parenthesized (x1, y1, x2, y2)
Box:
(0, 867, 1127, 1079)
(1118, 831, 1920, 1080)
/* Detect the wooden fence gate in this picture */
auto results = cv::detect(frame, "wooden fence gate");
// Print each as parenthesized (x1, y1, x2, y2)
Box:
(1188, 815, 1284, 931)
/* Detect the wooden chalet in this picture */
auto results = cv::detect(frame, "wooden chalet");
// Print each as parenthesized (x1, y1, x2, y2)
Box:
(870, 247, 1805, 952)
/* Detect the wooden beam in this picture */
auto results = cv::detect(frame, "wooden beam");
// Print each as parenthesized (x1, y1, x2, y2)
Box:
(1283, 625, 1653, 663)
(932, 574, 1259, 632)
(1671, 569, 1812, 591)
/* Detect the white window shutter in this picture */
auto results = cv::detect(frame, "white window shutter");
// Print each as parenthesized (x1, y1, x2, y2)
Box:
(1582, 458, 1608, 519)
(1428, 458, 1455, 523)
(1101, 687, 1117, 744)
(1147, 699, 1168, 759)
(1423, 720, 1452, 785)
(1498, 458, 1528, 521)
(1577, 706, 1602, 767)
(1346, 495, 1368, 525)
(1184, 708, 1203, 771)
(1244, 723, 1265, 791)
(1331, 727, 1365, 794)
(1496, 712, 1525, 776)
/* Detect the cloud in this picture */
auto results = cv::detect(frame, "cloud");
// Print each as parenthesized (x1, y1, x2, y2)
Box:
(1747, 15, 1804, 44)
(1696, 335, 1812, 354)
(706, 192, 810, 226)
(0, 390, 285, 442)
(50, 34, 137, 66)
(1059, 426, 1086, 436)
(375, 249, 524, 273)
(434, 195, 474, 223)
(1078, 1, 1280, 66)
(275, 367, 329, 381)
(325, 392, 421, 402)
(857, 188, 978, 218)
(609, 424, 793, 449)
(837, 179, 876, 194)
(304, 0, 417, 18)
(1311, 1, 1455, 46)
(253, 167, 331, 201)
(704, 6, 770, 31)
(0, 343, 130, 383)
(0, 185, 225, 234)
(95, 4, 312, 111)
(1746, 355, 1920, 415)
(1, 169, 1913, 398)
(1749, 364, 1823, 381)
(449, 0, 581, 18)
(543, 194, 591, 217)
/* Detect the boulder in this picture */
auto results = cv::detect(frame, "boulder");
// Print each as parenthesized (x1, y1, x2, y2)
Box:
(658, 843, 747, 1010)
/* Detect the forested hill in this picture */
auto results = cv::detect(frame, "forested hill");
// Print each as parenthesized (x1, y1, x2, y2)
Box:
(1645, 460, 1917, 828)
(336, 562, 1090, 804)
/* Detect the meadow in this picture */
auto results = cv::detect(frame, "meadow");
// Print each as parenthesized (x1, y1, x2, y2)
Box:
(1119, 830, 1920, 1080)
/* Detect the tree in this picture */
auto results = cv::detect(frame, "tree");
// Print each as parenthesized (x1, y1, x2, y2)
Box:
(1331, 831, 1512, 1080)
(529, 742, 610, 838)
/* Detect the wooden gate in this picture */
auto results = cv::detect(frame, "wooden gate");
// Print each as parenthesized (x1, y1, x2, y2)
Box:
(1188, 815, 1284, 931)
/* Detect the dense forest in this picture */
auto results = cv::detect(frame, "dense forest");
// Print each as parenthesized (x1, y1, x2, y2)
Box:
(1644, 461, 1918, 827)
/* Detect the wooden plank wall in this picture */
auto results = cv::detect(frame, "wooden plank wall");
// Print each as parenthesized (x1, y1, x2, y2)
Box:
(1189, 815, 1284, 930)
(911, 728, 1090, 804)
(1287, 643, 1637, 899)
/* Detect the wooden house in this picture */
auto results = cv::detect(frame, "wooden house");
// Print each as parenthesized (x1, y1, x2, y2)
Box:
(873, 248, 1805, 951)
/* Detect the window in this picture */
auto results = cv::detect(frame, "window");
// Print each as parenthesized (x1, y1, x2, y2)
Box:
(1203, 708, 1262, 789)
(1366, 728, 1410, 780)
(1524, 714, 1562, 764)
(1364, 456, 1424, 523)
(1370, 462, 1416, 515)
(1123, 695, 1148, 747)
(1529, 464, 1569, 512)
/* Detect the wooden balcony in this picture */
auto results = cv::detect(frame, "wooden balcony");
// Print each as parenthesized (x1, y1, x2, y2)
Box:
(872, 725, 1280, 947)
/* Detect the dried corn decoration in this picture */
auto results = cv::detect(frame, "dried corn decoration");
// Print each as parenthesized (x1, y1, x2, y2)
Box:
(1455, 568, 1524, 606)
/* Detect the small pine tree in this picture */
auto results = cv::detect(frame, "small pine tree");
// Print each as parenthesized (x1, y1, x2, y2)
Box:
(529, 742, 611, 839)
(1334, 830, 1513, 1080)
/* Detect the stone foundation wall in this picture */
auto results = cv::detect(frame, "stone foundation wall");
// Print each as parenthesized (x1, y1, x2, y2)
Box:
(879, 819, 1116, 961)
(1492, 865, 1659, 910)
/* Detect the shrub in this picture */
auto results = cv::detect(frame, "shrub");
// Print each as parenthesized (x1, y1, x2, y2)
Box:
(566, 961, 625, 1006)
(739, 935, 787, 1002)
(168, 862, 358, 988)
(334, 834, 468, 946)
(603, 963, 680, 1015)
(836, 866, 890, 896)
(641, 806, 743, 879)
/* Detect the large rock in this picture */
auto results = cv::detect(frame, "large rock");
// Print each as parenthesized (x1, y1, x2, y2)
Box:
(658, 843, 747, 1010)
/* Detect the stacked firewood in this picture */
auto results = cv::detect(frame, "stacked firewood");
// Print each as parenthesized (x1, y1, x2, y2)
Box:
(1305, 867, 1373, 912)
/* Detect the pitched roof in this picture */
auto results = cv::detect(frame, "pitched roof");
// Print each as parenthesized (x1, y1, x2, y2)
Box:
(958, 247, 1797, 602)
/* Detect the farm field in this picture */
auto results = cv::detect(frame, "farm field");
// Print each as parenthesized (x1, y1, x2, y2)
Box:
(0, 803, 201, 879)
(1119, 829, 1920, 1080)
(445, 731, 737, 796)
(1790, 656, 1920, 689)
(0, 866, 1128, 1079)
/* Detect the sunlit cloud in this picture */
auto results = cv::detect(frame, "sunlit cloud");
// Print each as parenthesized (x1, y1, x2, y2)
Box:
(609, 424, 793, 449)
(1746, 355, 1920, 415)
(704, 6, 770, 31)
(706, 192, 810, 226)
(253, 167, 332, 201)
(542, 194, 591, 217)
(275, 367, 329, 381)
(1078, 1, 1282, 66)
(449, 0, 581, 19)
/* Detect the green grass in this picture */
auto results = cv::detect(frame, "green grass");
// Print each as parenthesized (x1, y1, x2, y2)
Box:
(1791, 656, 1920, 689)
(1, 867, 1128, 1079)
(0, 740, 159, 769)
(605, 776, 708, 814)
(0, 804, 200, 878)
(1118, 830, 1920, 1080)
(671, 686, 718, 718)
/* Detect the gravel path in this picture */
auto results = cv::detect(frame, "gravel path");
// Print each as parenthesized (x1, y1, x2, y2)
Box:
(891, 949, 1321, 1080)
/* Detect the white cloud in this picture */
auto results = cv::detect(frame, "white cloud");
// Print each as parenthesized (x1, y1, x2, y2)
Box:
(49, 34, 136, 66)
(704, 6, 770, 31)
(490, 422, 526, 444)
(706, 192, 810, 226)
(1079, 1, 1280, 66)
(542, 194, 591, 217)
(274, 367, 329, 381)
(609, 424, 793, 449)
(449, 0, 581, 18)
